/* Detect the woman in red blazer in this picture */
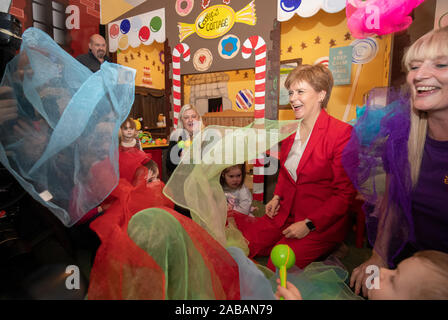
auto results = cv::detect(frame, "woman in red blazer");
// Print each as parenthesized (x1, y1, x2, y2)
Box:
(233, 64, 356, 270)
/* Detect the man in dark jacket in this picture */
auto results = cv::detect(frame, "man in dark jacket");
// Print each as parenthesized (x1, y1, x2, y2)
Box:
(76, 34, 110, 72)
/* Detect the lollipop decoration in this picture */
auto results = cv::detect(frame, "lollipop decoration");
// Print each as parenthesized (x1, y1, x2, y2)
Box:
(242, 35, 266, 202)
(343, 37, 378, 122)
(271, 244, 296, 300)
(172, 43, 191, 128)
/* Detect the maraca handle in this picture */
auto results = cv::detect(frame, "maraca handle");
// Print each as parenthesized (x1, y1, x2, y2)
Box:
(280, 265, 286, 288)
(279, 265, 286, 300)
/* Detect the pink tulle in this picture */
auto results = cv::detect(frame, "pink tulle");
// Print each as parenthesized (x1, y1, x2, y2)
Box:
(346, 0, 425, 39)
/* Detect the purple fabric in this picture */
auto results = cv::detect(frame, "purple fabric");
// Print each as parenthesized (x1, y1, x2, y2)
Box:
(342, 88, 414, 267)
(411, 136, 448, 252)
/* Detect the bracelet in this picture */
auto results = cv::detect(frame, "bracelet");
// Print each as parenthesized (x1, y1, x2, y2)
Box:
(273, 195, 282, 201)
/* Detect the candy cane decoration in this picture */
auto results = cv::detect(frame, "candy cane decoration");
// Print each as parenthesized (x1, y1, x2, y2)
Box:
(172, 43, 191, 128)
(242, 35, 266, 202)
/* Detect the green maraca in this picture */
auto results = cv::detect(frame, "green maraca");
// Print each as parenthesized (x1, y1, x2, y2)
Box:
(270, 244, 296, 300)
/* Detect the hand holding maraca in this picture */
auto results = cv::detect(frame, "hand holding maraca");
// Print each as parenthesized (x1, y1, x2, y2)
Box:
(274, 279, 303, 300)
(270, 244, 296, 300)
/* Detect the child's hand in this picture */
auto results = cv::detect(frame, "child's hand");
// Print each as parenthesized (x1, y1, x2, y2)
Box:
(275, 278, 303, 300)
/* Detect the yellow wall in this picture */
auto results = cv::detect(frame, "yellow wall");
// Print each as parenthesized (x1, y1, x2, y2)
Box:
(279, 10, 391, 121)
(183, 69, 256, 112)
(117, 41, 165, 90)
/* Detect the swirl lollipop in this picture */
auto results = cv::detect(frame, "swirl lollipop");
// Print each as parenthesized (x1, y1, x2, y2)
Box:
(343, 37, 378, 122)
(271, 244, 296, 300)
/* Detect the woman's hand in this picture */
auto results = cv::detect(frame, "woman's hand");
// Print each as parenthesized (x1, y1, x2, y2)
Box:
(265, 196, 280, 218)
(349, 250, 387, 297)
(275, 279, 303, 300)
(282, 220, 310, 239)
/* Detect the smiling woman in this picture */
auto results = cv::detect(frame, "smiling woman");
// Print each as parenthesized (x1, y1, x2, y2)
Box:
(231, 64, 356, 271)
(347, 26, 448, 298)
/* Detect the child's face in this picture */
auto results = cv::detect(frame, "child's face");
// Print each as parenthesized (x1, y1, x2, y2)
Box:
(368, 257, 428, 300)
(121, 121, 136, 139)
(224, 167, 243, 189)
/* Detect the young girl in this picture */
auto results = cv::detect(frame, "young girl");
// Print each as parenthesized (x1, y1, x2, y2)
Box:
(276, 250, 448, 300)
(119, 117, 142, 151)
(220, 164, 254, 216)
(118, 117, 149, 183)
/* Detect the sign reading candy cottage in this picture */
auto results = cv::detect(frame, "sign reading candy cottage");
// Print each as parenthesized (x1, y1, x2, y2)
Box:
(197, 6, 234, 37)
(178, 0, 256, 42)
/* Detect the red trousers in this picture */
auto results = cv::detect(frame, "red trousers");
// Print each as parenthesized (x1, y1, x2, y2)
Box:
(231, 212, 339, 271)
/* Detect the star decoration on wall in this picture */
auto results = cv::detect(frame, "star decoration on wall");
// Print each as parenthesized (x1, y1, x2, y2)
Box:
(137, 51, 141, 57)
(124, 56, 128, 63)
(314, 36, 321, 44)
(145, 55, 149, 60)
(157, 66, 160, 71)
(235, 70, 240, 75)
(301, 42, 307, 50)
(130, 53, 134, 60)
(244, 72, 248, 78)
(287, 45, 293, 53)
(152, 60, 156, 66)
(329, 39, 336, 47)
(344, 32, 351, 41)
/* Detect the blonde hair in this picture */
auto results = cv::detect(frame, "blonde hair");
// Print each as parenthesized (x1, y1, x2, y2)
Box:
(177, 104, 203, 132)
(402, 26, 448, 186)
(411, 250, 448, 300)
(284, 64, 333, 109)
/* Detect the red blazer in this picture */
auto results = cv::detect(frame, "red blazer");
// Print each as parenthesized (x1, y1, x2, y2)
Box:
(272, 109, 356, 243)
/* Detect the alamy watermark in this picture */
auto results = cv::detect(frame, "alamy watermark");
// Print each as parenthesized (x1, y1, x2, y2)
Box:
(365, 265, 380, 290)
(364, 5, 381, 31)
(65, 265, 80, 290)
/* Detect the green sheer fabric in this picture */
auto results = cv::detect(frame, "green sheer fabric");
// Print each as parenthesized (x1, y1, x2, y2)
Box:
(163, 120, 299, 248)
(127, 208, 240, 300)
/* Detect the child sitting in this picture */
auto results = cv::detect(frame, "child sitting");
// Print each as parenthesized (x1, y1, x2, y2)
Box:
(220, 164, 255, 216)
(275, 250, 448, 300)
(133, 159, 161, 187)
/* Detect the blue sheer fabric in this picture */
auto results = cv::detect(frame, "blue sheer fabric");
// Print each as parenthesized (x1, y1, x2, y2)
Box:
(0, 27, 136, 226)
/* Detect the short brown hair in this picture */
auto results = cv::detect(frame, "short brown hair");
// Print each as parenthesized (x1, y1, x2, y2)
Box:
(284, 64, 333, 108)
